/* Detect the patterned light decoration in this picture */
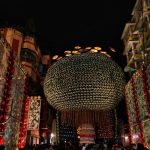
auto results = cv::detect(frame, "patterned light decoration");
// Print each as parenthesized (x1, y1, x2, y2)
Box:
(79, 124, 95, 144)
(0, 44, 14, 145)
(4, 64, 26, 149)
(114, 109, 118, 139)
(0, 33, 26, 147)
(124, 88, 134, 144)
(125, 66, 150, 147)
(44, 52, 125, 111)
(133, 71, 148, 120)
(56, 111, 60, 144)
(146, 65, 150, 93)
(146, 65, 150, 119)
(59, 124, 76, 143)
(0, 36, 10, 145)
(27, 96, 41, 130)
(18, 76, 29, 148)
(141, 66, 150, 114)
(4, 65, 24, 148)
(97, 111, 114, 139)
(130, 76, 145, 144)
(44, 52, 125, 141)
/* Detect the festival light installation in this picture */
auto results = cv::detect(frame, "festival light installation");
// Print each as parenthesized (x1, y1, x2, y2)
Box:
(18, 76, 29, 148)
(0, 33, 27, 149)
(125, 65, 150, 148)
(44, 46, 125, 143)
(44, 49, 125, 111)
(27, 96, 41, 130)
(4, 64, 26, 149)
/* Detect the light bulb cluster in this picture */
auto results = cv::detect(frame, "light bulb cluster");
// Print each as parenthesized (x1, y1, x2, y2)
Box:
(27, 96, 41, 130)
(52, 46, 116, 61)
(44, 52, 125, 111)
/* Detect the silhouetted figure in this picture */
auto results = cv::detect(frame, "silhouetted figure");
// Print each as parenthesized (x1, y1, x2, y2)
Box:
(0, 145, 5, 150)
(137, 143, 145, 150)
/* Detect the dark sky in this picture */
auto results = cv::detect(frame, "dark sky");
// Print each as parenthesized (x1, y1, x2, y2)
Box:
(0, 0, 136, 68)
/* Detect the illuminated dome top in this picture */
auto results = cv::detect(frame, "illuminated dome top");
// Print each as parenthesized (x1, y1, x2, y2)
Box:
(44, 52, 125, 111)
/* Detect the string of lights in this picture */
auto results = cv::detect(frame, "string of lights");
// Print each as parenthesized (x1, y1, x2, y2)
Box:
(44, 50, 125, 111)
(52, 46, 116, 61)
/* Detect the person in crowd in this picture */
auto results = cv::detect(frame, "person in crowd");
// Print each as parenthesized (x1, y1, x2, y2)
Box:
(0, 145, 5, 150)
(136, 143, 146, 150)
(82, 143, 87, 150)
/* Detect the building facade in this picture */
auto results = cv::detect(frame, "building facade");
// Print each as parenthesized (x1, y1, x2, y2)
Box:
(122, 0, 150, 148)
(0, 26, 54, 147)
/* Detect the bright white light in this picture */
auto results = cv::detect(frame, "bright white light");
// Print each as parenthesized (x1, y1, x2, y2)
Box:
(52, 55, 59, 60)
(133, 134, 138, 139)
(125, 136, 128, 140)
(51, 133, 54, 138)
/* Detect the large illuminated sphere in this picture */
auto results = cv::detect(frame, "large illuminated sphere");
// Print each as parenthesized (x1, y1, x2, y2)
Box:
(44, 52, 125, 111)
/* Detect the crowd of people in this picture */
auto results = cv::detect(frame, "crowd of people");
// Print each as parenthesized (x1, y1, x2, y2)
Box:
(0, 142, 149, 149)
(21, 142, 149, 150)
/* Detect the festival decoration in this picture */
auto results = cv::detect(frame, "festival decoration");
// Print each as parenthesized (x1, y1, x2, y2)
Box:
(27, 96, 41, 130)
(79, 124, 95, 144)
(130, 76, 145, 144)
(44, 50, 125, 142)
(124, 89, 134, 143)
(4, 63, 26, 149)
(141, 67, 150, 114)
(0, 32, 27, 149)
(0, 35, 10, 145)
(59, 124, 76, 143)
(0, 38, 15, 146)
(97, 111, 114, 139)
(18, 76, 29, 148)
(44, 52, 125, 111)
(56, 111, 60, 144)
(114, 109, 118, 139)
(125, 65, 150, 147)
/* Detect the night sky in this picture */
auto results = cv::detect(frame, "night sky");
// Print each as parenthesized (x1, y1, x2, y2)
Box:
(0, 0, 136, 68)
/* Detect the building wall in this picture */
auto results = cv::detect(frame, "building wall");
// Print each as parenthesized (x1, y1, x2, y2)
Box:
(122, 0, 150, 73)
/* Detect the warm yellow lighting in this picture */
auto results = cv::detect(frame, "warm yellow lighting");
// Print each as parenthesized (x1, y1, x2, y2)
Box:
(105, 53, 111, 57)
(74, 45, 81, 49)
(125, 136, 128, 140)
(77, 126, 81, 134)
(51, 133, 54, 138)
(90, 49, 98, 53)
(65, 53, 72, 56)
(72, 50, 80, 54)
(144, 5, 150, 9)
(64, 50, 71, 54)
(94, 47, 101, 50)
(52, 55, 59, 60)
(100, 51, 107, 54)
(57, 56, 63, 60)
(109, 47, 116, 52)
(85, 47, 92, 50)
(133, 54, 142, 60)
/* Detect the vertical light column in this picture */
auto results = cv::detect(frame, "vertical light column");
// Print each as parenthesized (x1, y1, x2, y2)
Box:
(4, 65, 25, 150)
(114, 109, 118, 139)
(141, 67, 150, 114)
(0, 47, 14, 146)
(18, 76, 29, 148)
(27, 96, 41, 130)
(130, 77, 145, 144)
(124, 90, 134, 144)
(56, 111, 60, 144)
(79, 123, 95, 144)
